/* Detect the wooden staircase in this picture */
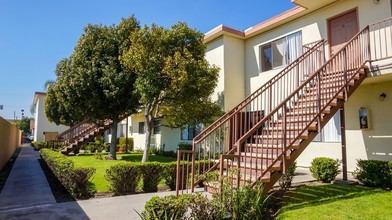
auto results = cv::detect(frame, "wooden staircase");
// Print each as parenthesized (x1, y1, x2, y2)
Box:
(58, 119, 112, 155)
(175, 18, 392, 196)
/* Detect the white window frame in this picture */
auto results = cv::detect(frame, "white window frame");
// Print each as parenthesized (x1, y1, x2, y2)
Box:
(260, 31, 302, 72)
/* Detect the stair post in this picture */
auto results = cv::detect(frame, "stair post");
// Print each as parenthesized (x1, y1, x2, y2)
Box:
(340, 106, 348, 181)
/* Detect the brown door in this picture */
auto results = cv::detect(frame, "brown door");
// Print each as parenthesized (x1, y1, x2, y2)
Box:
(328, 9, 359, 56)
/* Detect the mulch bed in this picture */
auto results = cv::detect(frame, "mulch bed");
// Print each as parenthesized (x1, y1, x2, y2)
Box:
(0, 147, 21, 194)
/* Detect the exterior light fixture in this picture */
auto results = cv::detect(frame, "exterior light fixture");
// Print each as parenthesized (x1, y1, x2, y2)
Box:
(374, 0, 380, 4)
(379, 92, 386, 101)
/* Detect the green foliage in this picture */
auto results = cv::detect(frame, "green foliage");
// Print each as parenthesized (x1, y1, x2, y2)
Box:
(140, 194, 192, 220)
(140, 162, 164, 192)
(40, 149, 95, 198)
(231, 182, 270, 220)
(140, 181, 269, 220)
(14, 117, 32, 134)
(31, 141, 47, 151)
(162, 162, 178, 190)
(122, 22, 221, 162)
(45, 16, 142, 158)
(309, 157, 340, 183)
(354, 159, 392, 188)
(177, 142, 192, 151)
(105, 163, 142, 195)
(279, 162, 297, 190)
(118, 137, 134, 151)
(81, 136, 108, 153)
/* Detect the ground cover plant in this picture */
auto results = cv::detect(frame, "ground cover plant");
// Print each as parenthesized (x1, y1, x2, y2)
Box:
(69, 152, 175, 192)
(277, 183, 392, 219)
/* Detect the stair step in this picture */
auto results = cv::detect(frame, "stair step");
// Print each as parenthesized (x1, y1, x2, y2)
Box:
(294, 98, 338, 107)
(266, 121, 318, 132)
(229, 160, 281, 172)
(286, 107, 331, 116)
(255, 131, 308, 140)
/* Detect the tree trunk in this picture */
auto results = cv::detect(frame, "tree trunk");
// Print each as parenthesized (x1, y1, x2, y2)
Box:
(142, 106, 153, 163)
(109, 120, 119, 159)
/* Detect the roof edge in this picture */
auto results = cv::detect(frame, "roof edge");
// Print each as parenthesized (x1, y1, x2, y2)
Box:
(204, 25, 245, 43)
(204, 5, 306, 43)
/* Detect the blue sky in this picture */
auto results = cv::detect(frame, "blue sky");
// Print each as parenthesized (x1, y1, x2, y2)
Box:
(0, 0, 295, 120)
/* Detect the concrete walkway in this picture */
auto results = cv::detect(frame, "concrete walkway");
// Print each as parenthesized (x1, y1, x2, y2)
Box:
(0, 144, 356, 220)
(0, 144, 56, 210)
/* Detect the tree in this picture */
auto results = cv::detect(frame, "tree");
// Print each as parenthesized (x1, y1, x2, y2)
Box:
(15, 117, 32, 134)
(123, 22, 221, 162)
(45, 16, 141, 159)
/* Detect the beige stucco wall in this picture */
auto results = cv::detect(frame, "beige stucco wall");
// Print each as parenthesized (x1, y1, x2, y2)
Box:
(297, 76, 392, 171)
(0, 117, 21, 170)
(204, 0, 392, 171)
(206, 35, 245, 111)
(245, 0, 391, 94)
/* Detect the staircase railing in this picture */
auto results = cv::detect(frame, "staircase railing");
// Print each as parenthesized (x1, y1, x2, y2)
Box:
(236, 17, 392, 186)
(176, 40, 327, 191)
(57, 119, 111, 144)
(177, 17, 392, 195)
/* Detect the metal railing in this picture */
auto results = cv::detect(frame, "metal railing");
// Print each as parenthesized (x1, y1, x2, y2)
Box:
(176, 17, 392, 195)
(175, 40, 326, 194)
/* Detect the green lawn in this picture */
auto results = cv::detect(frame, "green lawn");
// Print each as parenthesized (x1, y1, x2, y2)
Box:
(277, 183, 392, 220)
(69, 153, 176, 192)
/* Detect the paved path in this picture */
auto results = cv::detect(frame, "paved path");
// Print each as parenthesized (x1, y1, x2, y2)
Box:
(0, 144, 356, 219)
(0, 144, 56, 210)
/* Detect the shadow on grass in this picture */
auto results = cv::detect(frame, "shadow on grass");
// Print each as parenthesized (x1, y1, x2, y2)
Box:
(281, 183, 386, 211)
(74, 153, 175, 163)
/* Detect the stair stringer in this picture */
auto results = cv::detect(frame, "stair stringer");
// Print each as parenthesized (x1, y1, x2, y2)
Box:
(261, 65, 368, 194)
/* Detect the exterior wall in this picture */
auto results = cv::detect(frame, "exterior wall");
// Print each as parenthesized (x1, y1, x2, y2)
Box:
(297, 77, 392, 171)
(206, 37, 225, 104)
(206, 36, 245, 111)
(127, 113, 185, 152)
(245, 0, 391, 94)
(0, 117, 21, 170)
(204, 0, 392, 171)
(33, 94, 69, 142)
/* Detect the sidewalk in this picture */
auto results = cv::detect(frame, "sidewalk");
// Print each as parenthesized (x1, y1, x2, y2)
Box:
(0, 144, 356, 220)
(0, 144, 56, 210)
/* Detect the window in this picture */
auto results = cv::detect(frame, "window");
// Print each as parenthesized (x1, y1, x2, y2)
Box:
(181, 125, 201, 140)
(138, 122, 145, 134)
(314, 112, 341, 142)
(153, 120, 161, 134)
(260, 31, 302, 72)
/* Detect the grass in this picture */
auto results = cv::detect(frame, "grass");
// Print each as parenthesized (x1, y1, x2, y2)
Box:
(277, 183, 392, 219)
(69, 152, 175, 192)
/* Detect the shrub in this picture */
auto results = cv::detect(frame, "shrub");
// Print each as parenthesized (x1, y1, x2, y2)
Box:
(279, 162, 297, 190)
(140, 162, 164, 192)
(178, 142, 192, 151)
(139, 181, 270, 220)
(158, 150, 176, 158)
(40, 149, 95, 199)
(139, 194, 192, 220)
(354, 159, 392, 188)
(63, 168, 96, 199)
(231, 182, 270, 220)
(163, 162, 178, 190)
(118, 137, 134, 152)
(163, 161, 194, 191)
(309, 157, 340, 183)
(105, 163, 142, 195)
(32, 141, 48, 151)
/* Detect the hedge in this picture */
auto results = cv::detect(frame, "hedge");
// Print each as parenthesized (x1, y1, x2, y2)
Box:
(40, 149, 95, 199)
(354, 159, 392, 188)
(105, 163, 142, 195)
